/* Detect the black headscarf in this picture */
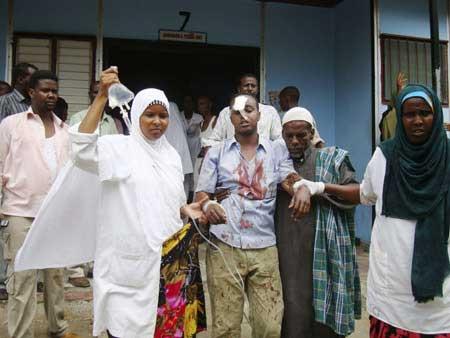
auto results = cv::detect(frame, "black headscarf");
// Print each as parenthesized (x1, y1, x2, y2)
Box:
(379, 84, 450, 303)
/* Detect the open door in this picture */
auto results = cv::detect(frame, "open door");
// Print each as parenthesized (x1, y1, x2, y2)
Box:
(104, 38, 260, 112)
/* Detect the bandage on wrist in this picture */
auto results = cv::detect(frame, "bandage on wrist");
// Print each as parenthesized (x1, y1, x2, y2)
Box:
(202, 200, 225, 214)
(292, 180, 305, 192)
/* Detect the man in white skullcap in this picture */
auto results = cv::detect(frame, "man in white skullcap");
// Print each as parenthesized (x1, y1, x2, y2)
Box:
(274, 107, 361, 338)
(281, 106, 325, 148)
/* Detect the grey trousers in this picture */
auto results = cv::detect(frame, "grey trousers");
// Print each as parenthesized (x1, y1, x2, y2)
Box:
(4, 215, 68, 338)
(1, 227, 7, 288)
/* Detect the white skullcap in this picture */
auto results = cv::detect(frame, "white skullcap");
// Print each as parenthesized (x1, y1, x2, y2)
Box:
(282, 107, 325, 146)
(282, 107, 315, 127)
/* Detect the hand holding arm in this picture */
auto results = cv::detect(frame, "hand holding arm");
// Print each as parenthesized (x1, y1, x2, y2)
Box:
(289, 185, 312, 219)
(180, 195, 208, 221)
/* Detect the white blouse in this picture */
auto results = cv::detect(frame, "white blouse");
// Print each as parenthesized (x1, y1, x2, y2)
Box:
(360, 147, 450, 334)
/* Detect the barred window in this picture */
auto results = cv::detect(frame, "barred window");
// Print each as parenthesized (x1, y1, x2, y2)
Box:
(381, 34, 449, 105)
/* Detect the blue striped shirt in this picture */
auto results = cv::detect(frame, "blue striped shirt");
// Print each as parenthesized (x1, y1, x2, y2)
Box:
(0, 89, 30, 122)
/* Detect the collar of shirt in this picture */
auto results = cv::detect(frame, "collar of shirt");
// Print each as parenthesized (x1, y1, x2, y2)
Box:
(26, 107, 65, 128)
(227, 135, 270, 153)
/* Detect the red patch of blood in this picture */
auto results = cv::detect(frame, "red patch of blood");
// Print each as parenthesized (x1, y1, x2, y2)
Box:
(235, 159, 267, 200)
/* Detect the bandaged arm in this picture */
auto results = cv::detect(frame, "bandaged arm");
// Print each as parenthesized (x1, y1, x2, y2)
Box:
(294, 180, 360, 204)
(294, 151, 379, 206)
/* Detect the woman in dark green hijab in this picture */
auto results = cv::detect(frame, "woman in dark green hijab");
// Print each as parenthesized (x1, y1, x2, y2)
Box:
(298, 84, 450, 337)
(380, 84, 450, 304)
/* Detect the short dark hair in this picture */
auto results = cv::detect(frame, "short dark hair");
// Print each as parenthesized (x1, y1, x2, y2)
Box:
(0, 80, 12, 92)
(280, 86, 300, 102)
(236, 73, 258, 87)
(54, 97, 68, 121)
(29, 70, 58, 89)
(55, 96, 68, 110)
(12, 62, 38, 86)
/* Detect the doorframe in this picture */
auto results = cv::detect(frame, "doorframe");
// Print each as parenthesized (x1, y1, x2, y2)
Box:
(103, 38, 261, 101)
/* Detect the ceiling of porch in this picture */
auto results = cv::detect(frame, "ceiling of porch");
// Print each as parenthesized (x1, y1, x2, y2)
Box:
(259, 0, 344, 7)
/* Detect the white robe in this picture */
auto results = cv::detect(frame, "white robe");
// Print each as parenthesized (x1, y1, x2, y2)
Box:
(165, 102, 193, 175)
(15, 89, 186, 338)
(182, 111, 203, 167)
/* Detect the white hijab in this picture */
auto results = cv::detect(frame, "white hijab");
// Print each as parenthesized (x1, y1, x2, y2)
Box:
(128, 89, 185, 249)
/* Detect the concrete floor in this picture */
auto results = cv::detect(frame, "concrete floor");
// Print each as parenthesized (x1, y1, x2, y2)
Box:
(0, 245, 370, 338)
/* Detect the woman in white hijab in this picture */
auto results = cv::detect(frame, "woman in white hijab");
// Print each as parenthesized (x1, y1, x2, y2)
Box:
(14, 68, 204, 338)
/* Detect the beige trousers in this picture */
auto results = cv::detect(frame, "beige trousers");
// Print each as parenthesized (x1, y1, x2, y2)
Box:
(206, 239, 284, 338)
(3, 216, 68, 338)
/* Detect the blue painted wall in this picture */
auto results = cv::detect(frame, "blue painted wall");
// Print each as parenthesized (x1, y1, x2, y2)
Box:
(104, 0, 260, 47)
(265, 3, 336, 145)
(0, 0, 8, 80)
(335, 0, 373, 242)
(14, 0, 97, 35)
(379, 0, 448, 38)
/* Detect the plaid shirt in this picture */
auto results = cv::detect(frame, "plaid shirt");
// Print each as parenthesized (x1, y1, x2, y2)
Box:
(0, 89, 30, 122)
(313, 147, 362, 336)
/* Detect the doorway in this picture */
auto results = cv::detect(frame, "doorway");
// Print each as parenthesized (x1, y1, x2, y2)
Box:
(103, 38, 260, 113)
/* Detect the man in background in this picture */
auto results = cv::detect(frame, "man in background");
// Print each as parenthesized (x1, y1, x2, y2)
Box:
(0, 63, 37, 122)
(0, 70, 79, 338)
(181, 94, 203, 199)
(0, 63, 38, 300)
(279, 86, 325, 148)
(278, 86, 300, 120)
(69, 81, 119, 135)
(204, 73, 282, 146)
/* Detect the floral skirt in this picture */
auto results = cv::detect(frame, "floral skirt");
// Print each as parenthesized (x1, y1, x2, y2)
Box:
(155, 223, 206, 338)
(370, 316, 450, 338)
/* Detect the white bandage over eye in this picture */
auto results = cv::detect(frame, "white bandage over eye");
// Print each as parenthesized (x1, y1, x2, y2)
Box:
(232, 95, 251, 121)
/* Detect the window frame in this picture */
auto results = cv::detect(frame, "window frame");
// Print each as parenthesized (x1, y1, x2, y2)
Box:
(12, 32, 96, 82)
(380, 33, 449, 107)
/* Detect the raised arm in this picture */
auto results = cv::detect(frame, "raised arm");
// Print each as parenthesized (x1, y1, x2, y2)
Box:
(78, 67, 119, 134)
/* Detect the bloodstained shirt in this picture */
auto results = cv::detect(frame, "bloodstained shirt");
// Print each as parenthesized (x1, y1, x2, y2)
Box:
(196, 137, 295, 249)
